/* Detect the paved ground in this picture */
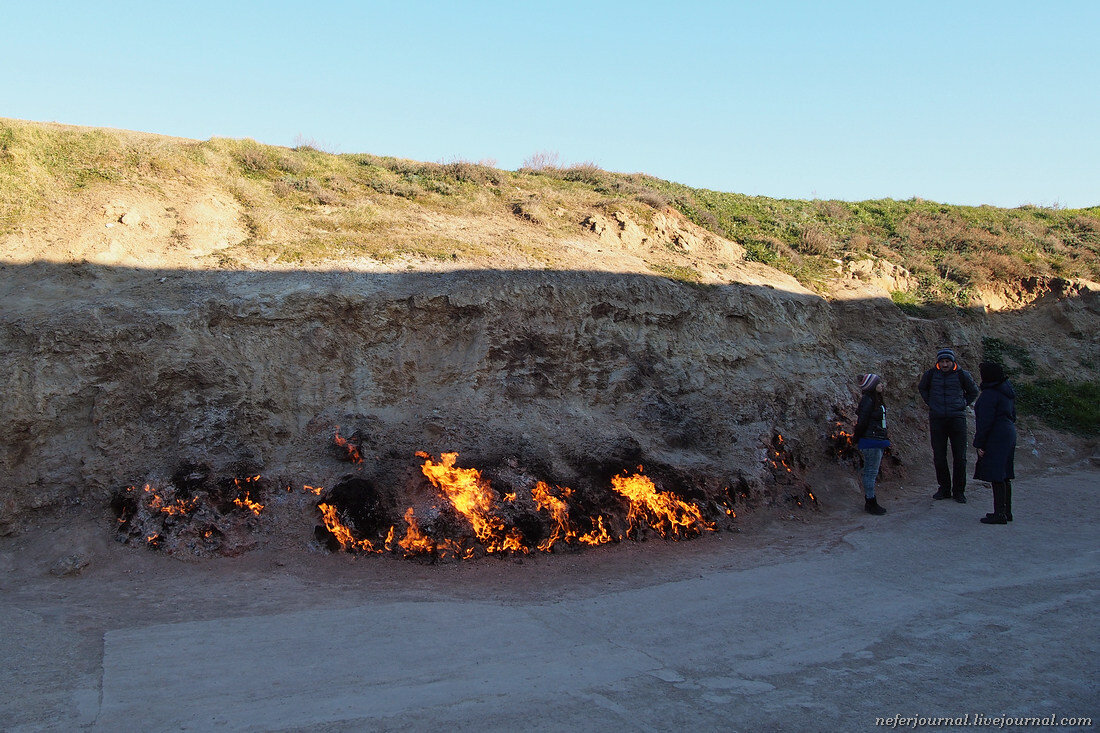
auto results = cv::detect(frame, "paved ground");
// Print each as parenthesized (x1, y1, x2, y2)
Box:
(2, 468, 1097, 731)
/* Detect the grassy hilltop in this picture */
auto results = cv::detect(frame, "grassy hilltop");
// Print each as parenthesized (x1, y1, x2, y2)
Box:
(1, 118, 1097, 311)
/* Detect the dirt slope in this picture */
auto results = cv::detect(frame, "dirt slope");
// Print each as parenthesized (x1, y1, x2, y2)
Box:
(1, 119, 1098, 549)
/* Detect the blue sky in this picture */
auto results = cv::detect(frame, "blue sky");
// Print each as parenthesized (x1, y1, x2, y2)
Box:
(3, 1, 1098, 208)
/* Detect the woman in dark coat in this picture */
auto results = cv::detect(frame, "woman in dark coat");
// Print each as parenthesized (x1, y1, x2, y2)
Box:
(973, 361, 1017, 524)
(854, 373, 889, 515)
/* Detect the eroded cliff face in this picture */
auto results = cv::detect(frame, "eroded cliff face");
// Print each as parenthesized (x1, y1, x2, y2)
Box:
(4, 260, 1096, 537)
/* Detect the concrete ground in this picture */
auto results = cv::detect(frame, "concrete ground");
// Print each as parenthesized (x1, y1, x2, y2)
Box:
(2, 468, 1097, 731)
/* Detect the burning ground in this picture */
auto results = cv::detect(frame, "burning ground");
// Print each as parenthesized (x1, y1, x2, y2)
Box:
(112, 430, 825, 561)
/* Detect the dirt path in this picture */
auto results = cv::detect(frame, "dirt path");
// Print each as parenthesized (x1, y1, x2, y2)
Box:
(1, 466, 1097, 731)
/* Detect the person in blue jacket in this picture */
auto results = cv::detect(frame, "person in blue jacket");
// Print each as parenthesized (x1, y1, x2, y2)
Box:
(973, 361, 1017, 525)
(918, 348, 979, 503)
(854, 373, 889, 515)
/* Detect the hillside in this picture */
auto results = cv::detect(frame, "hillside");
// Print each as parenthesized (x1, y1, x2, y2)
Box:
(0, 118, 1097, 554)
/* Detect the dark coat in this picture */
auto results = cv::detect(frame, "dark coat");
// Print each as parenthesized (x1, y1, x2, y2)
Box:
(973, 380, 1017, 482)
(918, 365, 979, 418)
(855, 392, 889, 442)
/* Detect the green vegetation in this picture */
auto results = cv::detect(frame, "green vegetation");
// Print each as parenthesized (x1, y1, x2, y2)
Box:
(980, 339, 1098, 436)
(981, 337, 1037, 377)
(650, 263, 703, 283)
(1016, 380, 1100, 436)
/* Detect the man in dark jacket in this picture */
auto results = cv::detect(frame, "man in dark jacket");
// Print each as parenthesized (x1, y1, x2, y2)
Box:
(918, 348, 979, 502)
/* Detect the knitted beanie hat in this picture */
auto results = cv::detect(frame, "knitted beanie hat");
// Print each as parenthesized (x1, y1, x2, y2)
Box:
(860, 373, 882, 392)
(936, 348, 956, 362)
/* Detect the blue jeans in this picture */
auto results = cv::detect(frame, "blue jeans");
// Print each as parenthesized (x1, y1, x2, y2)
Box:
(860, 448, 884, 499)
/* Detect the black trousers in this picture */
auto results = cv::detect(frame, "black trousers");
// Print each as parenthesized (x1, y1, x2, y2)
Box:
(930, 415, 968, 495)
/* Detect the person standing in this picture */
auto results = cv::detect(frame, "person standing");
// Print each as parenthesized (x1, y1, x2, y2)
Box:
(854, 373, 889, 515)
(973, 362, 1017, 525)
(918, 348, 979, 502)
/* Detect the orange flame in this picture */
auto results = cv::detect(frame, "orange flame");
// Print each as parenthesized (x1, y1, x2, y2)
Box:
(334, 426, 363, 464)
(611, 468, 714, 539)
(303, 485, 324, 495)
(418, 452, 523, 554)
(576, 515, 614, 546)
(317, 502, 378, 552)
(389, 508, 465, 558)
(532, 480, 573, 551)
(233, 493, 264, 515)
(530, 480, 614, 550)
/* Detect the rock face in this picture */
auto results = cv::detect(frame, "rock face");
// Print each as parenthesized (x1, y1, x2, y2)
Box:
(1, 264, 1098, 534)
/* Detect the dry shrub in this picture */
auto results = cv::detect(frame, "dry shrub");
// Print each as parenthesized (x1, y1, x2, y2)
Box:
(696, 209, 720, 231)
(438, 157, 501, 185)
(817, 200, 850, 221)
(237, 147, 272, 174)
(939, 252, 984, 286)
(635, 189, 670, 210)
(848, 233, 873, 252)
(984, 253, 1034, 281)
(521, 150, 561, 171)
(561, 161, 603, 184)
(797, 223, 836, 255)
(275, 155, 305, 175)
(272, 179, 294, 198)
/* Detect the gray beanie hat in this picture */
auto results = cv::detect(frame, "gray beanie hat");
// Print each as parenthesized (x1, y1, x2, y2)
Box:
(936, 348, 956, 362)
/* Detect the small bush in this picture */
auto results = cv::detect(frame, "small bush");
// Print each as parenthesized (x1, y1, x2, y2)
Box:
(635, 189, 670, 210)
(797, 224, 835, 255)
(237, 147, 272, 174)
(521, 150, 561, 171)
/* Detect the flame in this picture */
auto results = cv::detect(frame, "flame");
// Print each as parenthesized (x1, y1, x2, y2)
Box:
(418, 452, 522, 554)
(141, 484, 199, 515)
(532, 480, 573, 551)
(576, 515, 614, 546)
(530, 480, 614, 550)
(233, 492, 264, 515)
(317, 502, 378, 552)
(334, 426, 363, 465)
(389, 508, 465, 558)
(611, 468, 714, 539)
(304, 485, 324, 495)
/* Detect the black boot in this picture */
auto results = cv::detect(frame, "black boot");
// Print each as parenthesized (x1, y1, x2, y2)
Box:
(865, 498, 886, 515)
(932, 489, 952, 500)
(1004, 480, 1013, 522)
(981, 482, 1007, 524)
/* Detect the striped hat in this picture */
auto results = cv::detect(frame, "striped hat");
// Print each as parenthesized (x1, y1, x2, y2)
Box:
(860, 373, 881, 391)
(936, 348, 956, 362)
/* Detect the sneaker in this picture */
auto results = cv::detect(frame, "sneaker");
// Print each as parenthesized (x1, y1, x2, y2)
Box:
(954, 494, 967, 504)
(932, 490, 952, 500)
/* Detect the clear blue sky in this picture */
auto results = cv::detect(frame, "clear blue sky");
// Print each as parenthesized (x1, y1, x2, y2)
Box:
(4, 1, 1098, 208)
